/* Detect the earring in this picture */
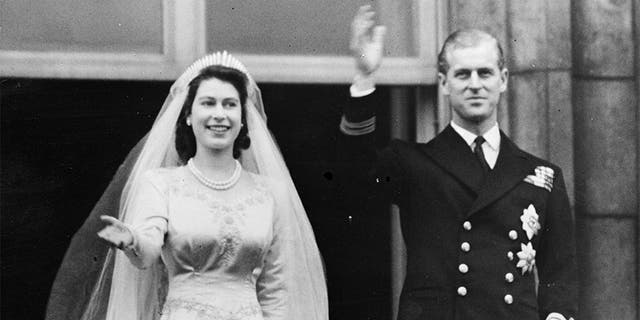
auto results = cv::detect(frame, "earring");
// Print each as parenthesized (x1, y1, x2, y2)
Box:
(186, 119, 191, 126)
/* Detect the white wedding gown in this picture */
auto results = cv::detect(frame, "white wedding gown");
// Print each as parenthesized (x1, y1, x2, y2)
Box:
(124, 166, 285, 320)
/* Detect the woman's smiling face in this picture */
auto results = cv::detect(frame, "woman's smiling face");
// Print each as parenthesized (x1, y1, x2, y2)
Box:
(187, 77, 242, 155)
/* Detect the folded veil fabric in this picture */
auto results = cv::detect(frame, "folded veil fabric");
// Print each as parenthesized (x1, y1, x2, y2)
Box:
(46, 52, 328, 320)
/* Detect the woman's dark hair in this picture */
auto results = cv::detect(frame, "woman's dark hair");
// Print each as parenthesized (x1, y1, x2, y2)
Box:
(175, 65, 251, 162)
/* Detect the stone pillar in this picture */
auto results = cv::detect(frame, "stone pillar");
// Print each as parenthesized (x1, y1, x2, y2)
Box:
(573, 0, 639, 319)
(636, 1, 640, 315)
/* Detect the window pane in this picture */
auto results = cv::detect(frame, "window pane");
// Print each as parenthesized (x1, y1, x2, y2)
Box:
(205, 0, 417, 57)
(1, 0, 164, 53)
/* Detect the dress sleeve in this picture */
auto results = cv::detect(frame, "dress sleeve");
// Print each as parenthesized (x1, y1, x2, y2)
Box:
(122, 171, 169, 269)
(256, 182, 287, 320)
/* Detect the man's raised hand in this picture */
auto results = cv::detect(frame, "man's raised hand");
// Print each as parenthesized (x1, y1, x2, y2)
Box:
(350, 5, 386, 76)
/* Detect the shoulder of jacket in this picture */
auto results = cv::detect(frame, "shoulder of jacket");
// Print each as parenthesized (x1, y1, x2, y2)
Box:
(388, 138, 428, 152)
(518, 150, 562, 173)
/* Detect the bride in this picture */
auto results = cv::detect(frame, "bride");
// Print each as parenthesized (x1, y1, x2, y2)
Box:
(46, 52, 328, 320)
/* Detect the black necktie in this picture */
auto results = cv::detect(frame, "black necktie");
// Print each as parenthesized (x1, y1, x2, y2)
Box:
(474, 136, 490, 173)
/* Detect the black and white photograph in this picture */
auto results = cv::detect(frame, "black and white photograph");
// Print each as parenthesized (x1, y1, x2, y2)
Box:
(1, 1, 639, 319)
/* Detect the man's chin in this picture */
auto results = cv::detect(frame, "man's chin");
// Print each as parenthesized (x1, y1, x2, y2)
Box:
(463, 110, 490, 121)
(459, 113, 494, 127)
(452, 105, 495, 123)
(465, 101, 489, 109)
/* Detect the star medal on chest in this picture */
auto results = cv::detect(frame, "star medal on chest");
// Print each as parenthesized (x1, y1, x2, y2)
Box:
(516, 204, 541, 274)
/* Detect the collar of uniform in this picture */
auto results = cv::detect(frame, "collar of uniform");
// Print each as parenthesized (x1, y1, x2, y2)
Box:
(450, 121, 501, 152)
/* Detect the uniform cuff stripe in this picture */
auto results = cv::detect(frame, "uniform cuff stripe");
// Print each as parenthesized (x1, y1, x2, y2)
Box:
(340, 115, 376, 136)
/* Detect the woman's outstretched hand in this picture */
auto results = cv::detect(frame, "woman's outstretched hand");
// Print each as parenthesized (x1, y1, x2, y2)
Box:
(97, 215, 134, 250)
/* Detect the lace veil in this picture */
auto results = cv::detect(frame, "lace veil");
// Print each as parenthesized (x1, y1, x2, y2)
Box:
(46, 52, 328, 320)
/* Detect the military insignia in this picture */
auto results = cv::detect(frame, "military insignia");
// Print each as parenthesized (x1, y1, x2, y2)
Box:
(523, 166, 554, 192)
(520, 204, 541, 240)
(340, 115, 376, 136)
(516, 242, 536, 274)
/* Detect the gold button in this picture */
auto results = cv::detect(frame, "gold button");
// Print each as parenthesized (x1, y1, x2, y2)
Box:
(504, 294, 513, 304)
(457, 286, 467, 296)
(461, 242, 471, 252)
(505, 273, 514, 283)
(508, 230, 518, 240)
(463, 221, 472, 231)
(458, 264, 469, 273)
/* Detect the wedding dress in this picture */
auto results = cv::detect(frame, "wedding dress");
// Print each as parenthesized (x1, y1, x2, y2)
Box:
(46, 52, 327, 320)
(126, 168, 284, 320)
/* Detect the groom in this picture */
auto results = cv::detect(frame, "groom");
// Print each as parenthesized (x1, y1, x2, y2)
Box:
(339, 6, 577, 320)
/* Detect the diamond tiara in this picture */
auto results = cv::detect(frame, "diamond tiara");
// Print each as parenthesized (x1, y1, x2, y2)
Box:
(174, 51, 252, 91)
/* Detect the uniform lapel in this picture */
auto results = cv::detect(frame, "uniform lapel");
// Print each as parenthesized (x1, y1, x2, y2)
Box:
(421, 125, 485, 193)
(466, 132, 533, 217)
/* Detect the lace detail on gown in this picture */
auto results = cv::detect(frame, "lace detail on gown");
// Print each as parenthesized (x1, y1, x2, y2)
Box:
(161, 298, 262, 320)
(162, 171, 271, 269)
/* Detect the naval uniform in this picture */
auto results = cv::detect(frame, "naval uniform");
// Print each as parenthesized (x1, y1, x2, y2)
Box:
(339, 91, 577, 320)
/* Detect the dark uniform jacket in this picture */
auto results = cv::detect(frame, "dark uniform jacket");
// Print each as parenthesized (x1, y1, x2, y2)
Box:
(341, 92, 577, 320)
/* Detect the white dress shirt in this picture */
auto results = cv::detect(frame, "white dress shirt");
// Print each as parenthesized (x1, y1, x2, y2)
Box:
(450, 121, 501, 169)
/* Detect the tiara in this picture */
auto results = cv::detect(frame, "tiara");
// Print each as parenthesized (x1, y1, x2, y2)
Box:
(173, 51, 253, 92)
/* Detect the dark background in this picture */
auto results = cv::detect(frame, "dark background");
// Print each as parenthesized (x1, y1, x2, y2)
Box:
(1, 79, 392, 319)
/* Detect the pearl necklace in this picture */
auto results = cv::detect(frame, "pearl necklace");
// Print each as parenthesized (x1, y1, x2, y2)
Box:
(187, 158, 242, 190)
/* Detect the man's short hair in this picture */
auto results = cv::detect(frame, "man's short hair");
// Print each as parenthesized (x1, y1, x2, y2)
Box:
(437, 29, 505, 74)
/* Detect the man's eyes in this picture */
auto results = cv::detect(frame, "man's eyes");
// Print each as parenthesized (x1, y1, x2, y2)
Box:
(478, 69, 494, 77)
(454, 70, 493, 78)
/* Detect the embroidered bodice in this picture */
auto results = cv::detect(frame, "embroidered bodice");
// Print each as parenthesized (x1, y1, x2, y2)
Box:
(124, 166, 284, 320)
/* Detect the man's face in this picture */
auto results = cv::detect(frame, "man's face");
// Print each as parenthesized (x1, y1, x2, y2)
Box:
(438, 40, 508, 131)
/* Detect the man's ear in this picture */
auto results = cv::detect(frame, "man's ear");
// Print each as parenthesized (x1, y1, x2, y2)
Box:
(438, 72, 450, 95)
(499, 68, 509, 93)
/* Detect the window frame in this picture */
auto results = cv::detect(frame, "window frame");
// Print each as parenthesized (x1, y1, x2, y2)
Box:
(0, 0, 446, 85)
